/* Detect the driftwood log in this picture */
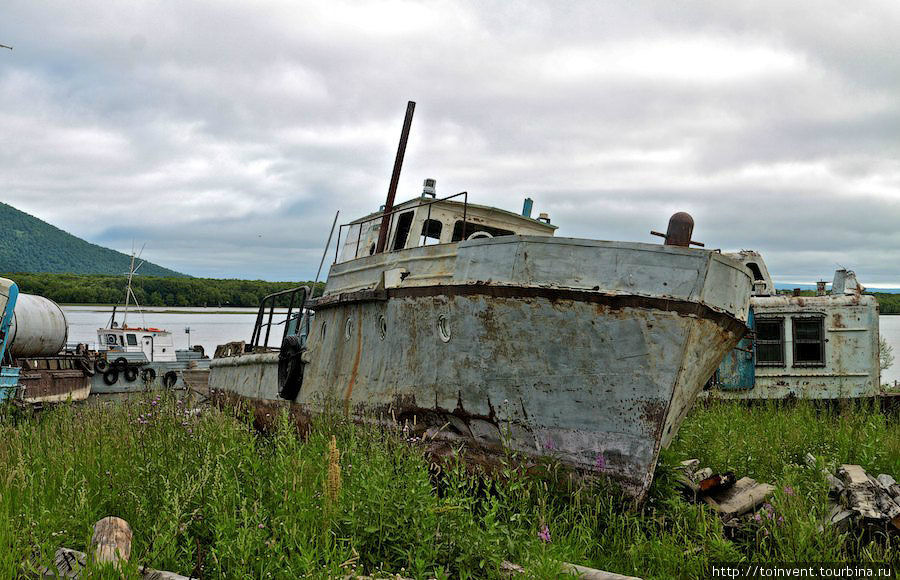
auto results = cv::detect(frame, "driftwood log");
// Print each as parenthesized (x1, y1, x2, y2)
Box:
(831, 464, 900, 531)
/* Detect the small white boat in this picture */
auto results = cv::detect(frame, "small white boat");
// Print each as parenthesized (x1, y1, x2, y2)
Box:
(91, 252, 209, 394)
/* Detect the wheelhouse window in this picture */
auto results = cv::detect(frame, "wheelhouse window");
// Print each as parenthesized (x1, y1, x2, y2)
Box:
(793, 316, 825, 367)
(392, 211, 414, 251)
(126, 334, 138, 346)
(746, 262, 764, 281)
(755, 317, 784, 366)
(420, 219, 442, 245)
(450, 221, 515, 242)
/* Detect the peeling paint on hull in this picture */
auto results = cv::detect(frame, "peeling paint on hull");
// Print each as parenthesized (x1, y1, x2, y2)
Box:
(210, 236, 752, 500)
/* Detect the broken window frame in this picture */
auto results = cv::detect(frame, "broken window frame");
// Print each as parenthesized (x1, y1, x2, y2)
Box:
(391, 211, 415, 251)
(420, 218, 443, 245)
(450, 221, 515, 242)
(792, 315, 826, 368)
(754, 316, 785, 367)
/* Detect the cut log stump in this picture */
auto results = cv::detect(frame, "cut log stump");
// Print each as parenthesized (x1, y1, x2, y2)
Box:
(91, 516, 133, 568)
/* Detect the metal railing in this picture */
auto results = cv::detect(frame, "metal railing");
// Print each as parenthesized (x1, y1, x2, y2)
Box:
(333, 191, 469, 264)
(250, 286, 310, 349)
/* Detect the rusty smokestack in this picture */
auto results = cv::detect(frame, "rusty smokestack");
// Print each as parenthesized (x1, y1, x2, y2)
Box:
(375, 101, 416, 253)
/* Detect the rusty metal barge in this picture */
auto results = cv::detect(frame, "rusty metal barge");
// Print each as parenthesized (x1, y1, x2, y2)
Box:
(209, 102, 753, 500)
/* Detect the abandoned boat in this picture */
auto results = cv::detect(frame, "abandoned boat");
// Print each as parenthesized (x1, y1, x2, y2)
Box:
(210, 183, 753, 499)
(90, 259, 210, 395)
(707, 251, 880, 399)
(91, 322, 209, 394)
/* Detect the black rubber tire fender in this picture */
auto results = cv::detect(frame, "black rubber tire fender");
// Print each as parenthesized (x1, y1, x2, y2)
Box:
(162, 371, 178, 388)
(95, 358, 109, 373)
(123, 366, 138, 382)
(102, 369, 119, 386)
(278, 334, 305, 401)
(113, 357, 129, 369)
(141, 367, 157, 383)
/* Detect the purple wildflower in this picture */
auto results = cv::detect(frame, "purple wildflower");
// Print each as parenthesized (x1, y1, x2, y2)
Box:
(258, 523, 265, 529)
(544, 437, 556, 451)
(777, 515, 784, 525)
(753, 513, 762, 522)
(783, 486, 795, 496)
(538, 525, 551, 543)
(594, 453, 606, 471)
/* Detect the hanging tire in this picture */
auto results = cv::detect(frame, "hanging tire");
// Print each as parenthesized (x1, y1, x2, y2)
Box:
(162, 371, 178, 388)
(114, 357, 128, 368)
(278, 334, 305, 401)
(95, 358, 109, 373)
(102, 369, 119, 386)
(123, 366, 138, 382)
(141, 368, 157, 383)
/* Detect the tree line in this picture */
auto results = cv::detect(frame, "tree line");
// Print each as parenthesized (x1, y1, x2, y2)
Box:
(2, 272, 324, 308)
(872, 293, 900, 315)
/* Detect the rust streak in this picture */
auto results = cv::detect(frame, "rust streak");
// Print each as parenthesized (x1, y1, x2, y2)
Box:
(343, 306, 363, 416)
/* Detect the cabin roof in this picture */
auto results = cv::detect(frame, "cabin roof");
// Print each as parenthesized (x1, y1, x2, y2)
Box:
(348, 196, 558, 231)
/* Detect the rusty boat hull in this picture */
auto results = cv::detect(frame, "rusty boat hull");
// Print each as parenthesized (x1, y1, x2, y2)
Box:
(211, 236, 752, 500)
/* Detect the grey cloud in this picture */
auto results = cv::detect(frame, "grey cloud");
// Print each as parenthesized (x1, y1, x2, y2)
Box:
(2, 0, 899, 283)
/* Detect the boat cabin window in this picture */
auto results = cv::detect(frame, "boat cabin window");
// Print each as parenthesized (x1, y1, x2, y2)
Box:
(126, 334, 138, 346)
(450, 221, 515, 242)
(420, 219, 442, 245)
(746, 262, 765, 281)
(392, 211, 414, 251)
(793, 316, 825, 367)
(755, 318, 784, 366)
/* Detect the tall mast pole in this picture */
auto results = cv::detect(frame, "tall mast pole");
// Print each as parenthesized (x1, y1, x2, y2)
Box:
(122, 252, 135, 328)
(374, 101, 415, 253)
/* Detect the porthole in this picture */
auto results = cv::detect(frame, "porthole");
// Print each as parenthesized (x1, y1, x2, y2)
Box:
(378, 315, 387, 340)
(345, 317, 353, 341)
(437, 314, 451, 343)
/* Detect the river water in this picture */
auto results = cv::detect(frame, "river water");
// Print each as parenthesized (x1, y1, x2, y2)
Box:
(62, 306, 900, 385)
(62, 305, 289, 355)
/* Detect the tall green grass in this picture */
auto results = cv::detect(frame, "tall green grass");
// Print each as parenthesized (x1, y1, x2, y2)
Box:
(1, 396, 899, 579)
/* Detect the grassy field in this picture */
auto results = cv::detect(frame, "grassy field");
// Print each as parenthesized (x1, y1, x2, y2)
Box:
(1, 396, 899, 579)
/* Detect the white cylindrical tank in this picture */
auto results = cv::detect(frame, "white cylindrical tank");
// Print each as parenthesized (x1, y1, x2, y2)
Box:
(8, 294, 68, 358)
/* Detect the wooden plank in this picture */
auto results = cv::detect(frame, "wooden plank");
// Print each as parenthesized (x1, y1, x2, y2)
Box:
(561, 562, 643, 580)
(704, 477, 775, 518)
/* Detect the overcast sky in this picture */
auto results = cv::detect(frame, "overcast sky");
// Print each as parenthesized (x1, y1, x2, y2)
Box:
(3, 1, 900, 284)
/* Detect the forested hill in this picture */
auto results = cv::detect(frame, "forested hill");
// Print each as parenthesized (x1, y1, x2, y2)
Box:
(0, 202, 184, 277)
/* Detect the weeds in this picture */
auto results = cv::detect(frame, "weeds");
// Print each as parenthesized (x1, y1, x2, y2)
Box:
(0, 395, 898, 578)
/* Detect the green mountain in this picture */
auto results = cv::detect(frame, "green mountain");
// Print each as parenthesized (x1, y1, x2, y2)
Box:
(0, 202, 185, 277)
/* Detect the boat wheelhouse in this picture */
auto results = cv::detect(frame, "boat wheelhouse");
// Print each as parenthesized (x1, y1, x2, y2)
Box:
(98, 325, 177, 363)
